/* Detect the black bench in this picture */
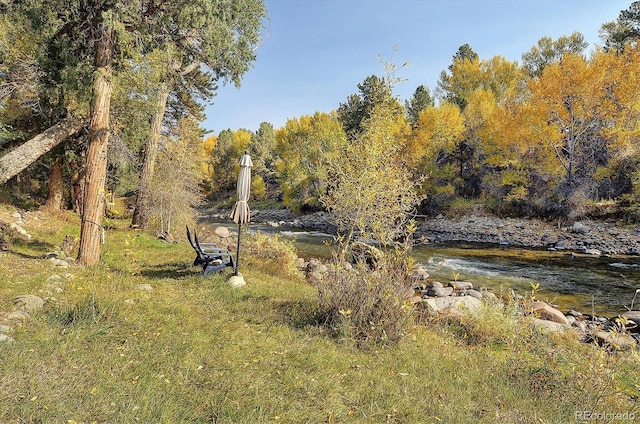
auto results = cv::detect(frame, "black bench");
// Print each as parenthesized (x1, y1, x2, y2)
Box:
(186, 226, 235, 275)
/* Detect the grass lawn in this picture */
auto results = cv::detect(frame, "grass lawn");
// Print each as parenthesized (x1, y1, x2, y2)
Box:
(1, 206, 638, 423)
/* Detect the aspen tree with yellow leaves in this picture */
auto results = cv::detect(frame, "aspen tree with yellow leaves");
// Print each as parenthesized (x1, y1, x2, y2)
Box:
(275, 113, 347, 212)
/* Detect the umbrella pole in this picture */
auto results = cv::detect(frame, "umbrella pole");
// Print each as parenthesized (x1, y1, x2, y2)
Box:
(235, 223, 241, 275)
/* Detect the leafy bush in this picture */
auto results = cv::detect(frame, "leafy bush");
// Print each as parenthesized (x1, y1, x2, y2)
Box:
(243, 231, 304, 281)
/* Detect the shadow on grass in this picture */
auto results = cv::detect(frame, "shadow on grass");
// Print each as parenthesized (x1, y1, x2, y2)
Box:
(10, 238, 59, 258)
(271, 298, 326, 330)
(138, 261, 199, 279)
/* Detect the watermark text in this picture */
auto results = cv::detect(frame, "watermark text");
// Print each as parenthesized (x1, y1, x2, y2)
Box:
(575, 411, 636, 422)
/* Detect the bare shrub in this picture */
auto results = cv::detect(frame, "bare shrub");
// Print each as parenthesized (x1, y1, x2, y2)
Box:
(315, 253, 414, 347)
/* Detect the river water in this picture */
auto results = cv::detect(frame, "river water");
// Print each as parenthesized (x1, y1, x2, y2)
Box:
(228, 222, 640, 316)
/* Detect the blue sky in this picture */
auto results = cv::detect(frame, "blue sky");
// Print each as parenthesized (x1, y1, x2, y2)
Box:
(203, 0, 631, 135)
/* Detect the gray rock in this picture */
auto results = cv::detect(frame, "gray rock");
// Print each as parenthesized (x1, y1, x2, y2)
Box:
(428, 281, 443, 289)
(622, 310, 640, 326)
(582, 248, 602, 256)
(427, 287, 454, 297)
(572, 320, 588, 332)
(214, 226, 230, 238)
(424, 295, 482, 313)
(413, 265, 429, 275)
(48, 257, 69, 268)
(572, 222, 590, 234)
(6, 310, 30, 322)
(0, 324, 13, 333)
(466, 289, 483, 299)
(13, 295, 44, 312)
(306, 258, 322, 270)
(481, 291, 497, 300)
(448, 281, 473, 290)
(554, 240, 569, 250)
(595, 331, 637, 351)
(531, 318, 571, 333)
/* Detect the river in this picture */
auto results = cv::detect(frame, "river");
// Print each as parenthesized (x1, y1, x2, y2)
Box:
(229, 222, 640, 316)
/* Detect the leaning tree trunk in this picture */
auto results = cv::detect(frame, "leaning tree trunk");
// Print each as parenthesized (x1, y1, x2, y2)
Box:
(131, 80, 171, 229)
(0, 116, 85, 185)
(77, 23, 114, 266)
(44, 155, 64, 211)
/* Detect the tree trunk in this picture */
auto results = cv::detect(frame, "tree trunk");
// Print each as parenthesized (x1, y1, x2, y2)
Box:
(44, 155, 64, 211)
(70, 158, 84, 215)
(77, 23, 114, 266)
(0, 116, 85, 185)
(131, 81, 172, 229)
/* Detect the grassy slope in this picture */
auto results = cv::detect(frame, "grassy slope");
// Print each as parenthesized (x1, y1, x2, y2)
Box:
(0, 206, 638, 423)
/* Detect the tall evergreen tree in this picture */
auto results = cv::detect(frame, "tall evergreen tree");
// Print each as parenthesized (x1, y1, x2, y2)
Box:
(337, 74, 392, 138)
(600, 2, 640, 52)
(437, 44, 479, 110)
(249, 122, 278, 188)
(405, 85, 433, 126)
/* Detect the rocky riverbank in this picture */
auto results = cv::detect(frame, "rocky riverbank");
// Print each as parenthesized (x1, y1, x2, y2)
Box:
(417, 214, 640, 256)
(299, 255, 640, 351)
(213, 208, 640, 256)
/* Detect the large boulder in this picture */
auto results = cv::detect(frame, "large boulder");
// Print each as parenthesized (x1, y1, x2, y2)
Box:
(423, 295, 482, 314)
(526, 301, 569, 326)
(214, 226, 230, 238)
(572, 222, 590, 234)
(531, 318, 570, 333)
(621, 310, 640, 326)
(594, 331, 637, 351)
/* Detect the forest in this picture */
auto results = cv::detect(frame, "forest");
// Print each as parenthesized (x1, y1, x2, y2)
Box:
(3, 1, 640, 264)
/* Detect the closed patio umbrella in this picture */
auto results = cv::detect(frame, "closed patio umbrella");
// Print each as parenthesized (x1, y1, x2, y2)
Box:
(230, 151, 253, 276)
